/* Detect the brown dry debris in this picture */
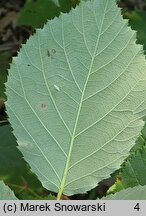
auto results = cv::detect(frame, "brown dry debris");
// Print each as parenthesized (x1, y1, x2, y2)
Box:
(0, 0, 32, 56)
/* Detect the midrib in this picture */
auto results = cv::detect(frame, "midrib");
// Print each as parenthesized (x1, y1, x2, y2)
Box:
(57, 0, 108, 200)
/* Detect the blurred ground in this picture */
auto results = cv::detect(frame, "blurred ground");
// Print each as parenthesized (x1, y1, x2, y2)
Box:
(0, 0, 32, 66)
(119, 0, 146, 10)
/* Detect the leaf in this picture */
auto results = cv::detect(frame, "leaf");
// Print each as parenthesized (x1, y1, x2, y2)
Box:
(113, 122, 146, 189)
(102, 185, 146, 200)
(17, 0, 79, 28)
(118, 142, 146, 188)
(18, 192, 56, 200)
(107, 178, 124, 194)
(6, 0, 146, 198)
(44, 194, 56, 200)
(0, 125, 44, 198)
(52, 0, 60, 7)
(17, 0, 59, 28)
(0, 125, 25, 169)
(123, 11, 146, 55)
(0, 181, 17, 200)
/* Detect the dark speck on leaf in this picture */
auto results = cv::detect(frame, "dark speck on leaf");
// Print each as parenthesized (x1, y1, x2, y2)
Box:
(47, 50, 50, 57)
(47, 49, 56, 58)
(40, 103, 47, 109)
(27, 64, 31, 66)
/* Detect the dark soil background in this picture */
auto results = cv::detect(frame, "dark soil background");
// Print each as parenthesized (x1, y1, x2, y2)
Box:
(0, 0, 32, 67)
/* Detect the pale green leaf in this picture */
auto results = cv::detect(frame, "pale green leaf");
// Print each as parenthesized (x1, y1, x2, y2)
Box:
(52, 0, 60, 7)
(102, 185, 146, 200)
(6, 0, 146, 198)
(0, 181, 17, 200)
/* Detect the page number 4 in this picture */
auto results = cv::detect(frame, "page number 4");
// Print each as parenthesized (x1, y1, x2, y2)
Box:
(134, 203, 140, 211)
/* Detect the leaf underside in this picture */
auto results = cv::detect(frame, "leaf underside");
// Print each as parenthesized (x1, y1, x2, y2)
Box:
(6, 0, 146, 197)
(0, 181, 17, 200)
(102, 185, 146, 200)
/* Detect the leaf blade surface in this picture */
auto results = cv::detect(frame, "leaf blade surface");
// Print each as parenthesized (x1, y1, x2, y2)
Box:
(6, 0, 146, 197)
(0, 181, 17, 200)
